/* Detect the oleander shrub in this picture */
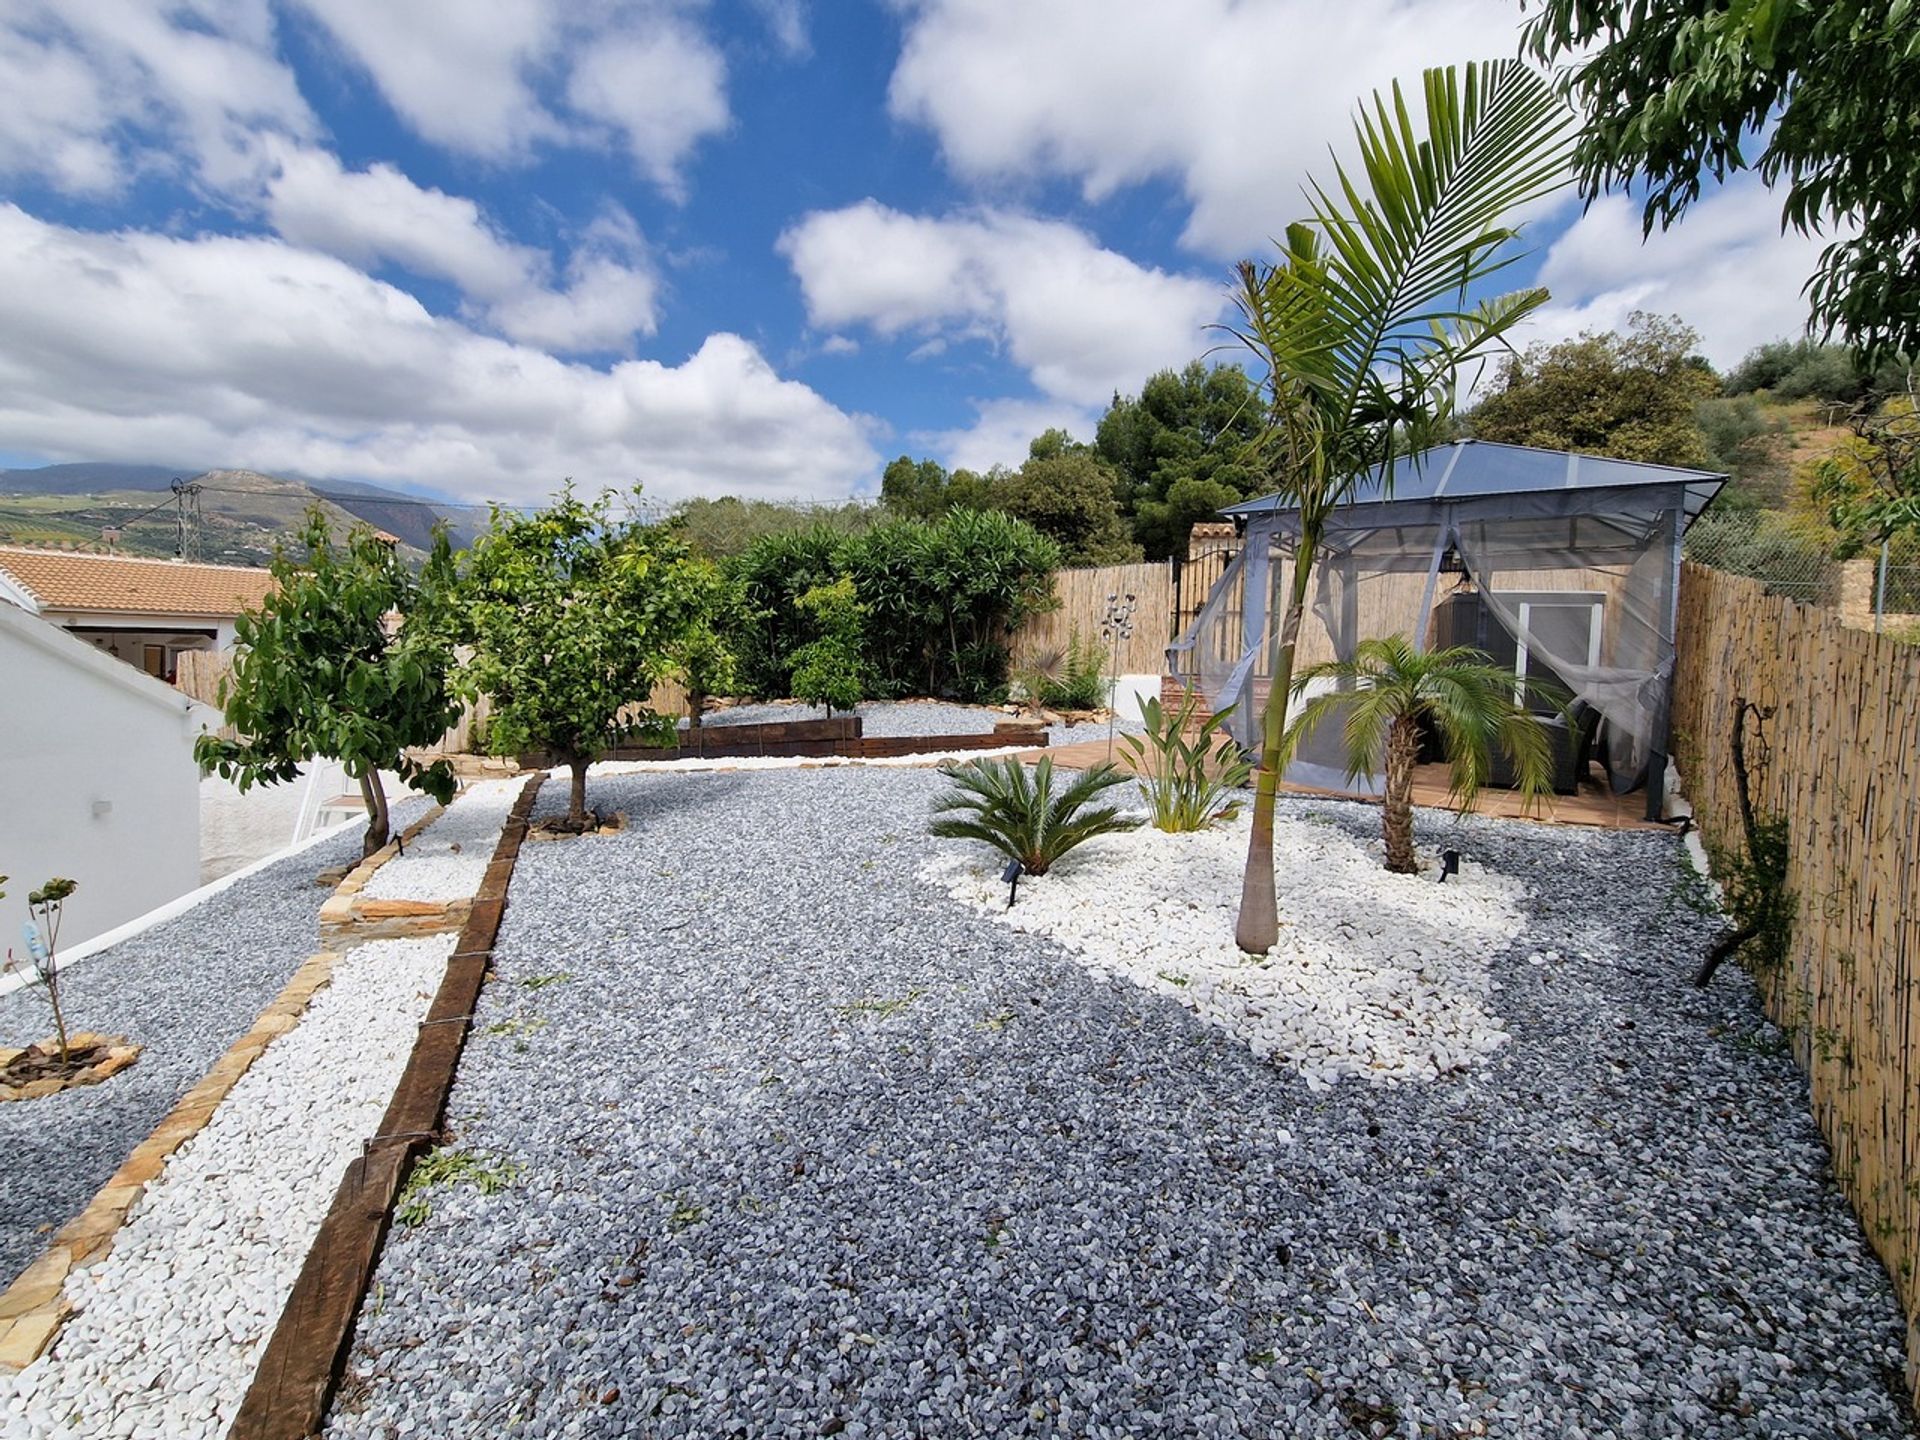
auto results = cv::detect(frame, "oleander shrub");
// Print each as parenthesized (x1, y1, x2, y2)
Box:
(732, 509, 1059, 701)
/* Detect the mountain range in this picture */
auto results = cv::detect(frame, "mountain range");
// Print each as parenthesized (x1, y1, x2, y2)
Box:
(0, 464, 491, 566)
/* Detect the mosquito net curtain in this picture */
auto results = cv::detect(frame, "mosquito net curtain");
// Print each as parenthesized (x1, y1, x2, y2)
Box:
(1168, 483, 1686, 795)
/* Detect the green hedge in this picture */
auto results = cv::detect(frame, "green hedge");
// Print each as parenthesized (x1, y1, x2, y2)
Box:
(732, 509, 1060, 702)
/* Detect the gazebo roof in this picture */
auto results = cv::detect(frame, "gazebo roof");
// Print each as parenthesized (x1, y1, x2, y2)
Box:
(1220, 440, 1728, 530)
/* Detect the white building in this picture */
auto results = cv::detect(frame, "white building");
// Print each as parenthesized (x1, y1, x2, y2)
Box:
(0, 601, 212, 948)
(0, 545, 274, 681)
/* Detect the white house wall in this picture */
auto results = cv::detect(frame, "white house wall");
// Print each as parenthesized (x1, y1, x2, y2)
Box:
(0, 609, 205, 948)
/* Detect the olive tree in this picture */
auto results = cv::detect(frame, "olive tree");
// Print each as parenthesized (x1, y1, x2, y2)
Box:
(456, 488, 710, 830)
(196, 512, 461, 857)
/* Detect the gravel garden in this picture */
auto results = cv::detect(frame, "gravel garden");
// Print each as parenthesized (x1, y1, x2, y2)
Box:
(0, 810, 418, 1293)
(319, 764, 1914, 1440)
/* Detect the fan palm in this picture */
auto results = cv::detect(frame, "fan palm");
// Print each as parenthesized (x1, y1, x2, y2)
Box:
(1283, 636, 1558, 873)
(929, 756, 1140, 875)
(1225, 61, 1575, 951)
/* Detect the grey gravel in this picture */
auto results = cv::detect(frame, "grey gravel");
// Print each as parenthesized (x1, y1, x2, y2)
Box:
(0, 801, 421, 1288)
(327, 771, 1914, 1440)
(690, 700, 1143, 748)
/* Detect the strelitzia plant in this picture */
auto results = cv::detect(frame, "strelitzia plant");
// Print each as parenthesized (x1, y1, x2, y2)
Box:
(930, 756, 1140, 875)
(1121, 693, 1253, 833)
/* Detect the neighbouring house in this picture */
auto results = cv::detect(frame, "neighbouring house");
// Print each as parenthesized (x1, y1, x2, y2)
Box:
(0, 545, 274, 682)
(0, 601, 213, 948)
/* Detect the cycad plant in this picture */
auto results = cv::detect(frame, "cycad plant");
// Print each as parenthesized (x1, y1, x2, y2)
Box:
(1120, 693, 1253, 833)
(930, 756, 1140, 875)
(1016, 630, 1108, 711)
(1282, 636, 1555, 873)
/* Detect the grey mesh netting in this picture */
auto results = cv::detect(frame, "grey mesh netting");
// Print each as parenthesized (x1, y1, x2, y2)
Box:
(1167, 441, 1724, 811)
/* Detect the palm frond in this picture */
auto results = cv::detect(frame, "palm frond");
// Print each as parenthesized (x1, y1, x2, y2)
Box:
(929, 755, 1141, 875)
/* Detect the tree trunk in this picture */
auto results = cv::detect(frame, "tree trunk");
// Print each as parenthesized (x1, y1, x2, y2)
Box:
(1235, 552, 1316, 953)
(568, 757, 590, 830)
(358, 770, 391, 858)
(1382, 715, 1419, 874)
(687, 689, 704, 730)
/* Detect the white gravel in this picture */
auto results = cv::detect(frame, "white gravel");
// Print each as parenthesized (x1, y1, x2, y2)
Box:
(359, 779, 524, 903)
(926, 811, 1528, 1089)
(0, 934, 451, 1440)
(595, 747, 1033, 776)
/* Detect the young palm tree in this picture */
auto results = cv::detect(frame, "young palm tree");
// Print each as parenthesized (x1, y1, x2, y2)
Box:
(1226, 62, 1576, 951)
(1282, 636, 1557, 873)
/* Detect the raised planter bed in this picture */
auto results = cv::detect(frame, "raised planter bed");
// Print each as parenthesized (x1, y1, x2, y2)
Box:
(514, 714, 1048, 769)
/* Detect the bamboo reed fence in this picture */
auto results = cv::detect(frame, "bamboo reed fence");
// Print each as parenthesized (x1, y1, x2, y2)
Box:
(1672, 560, 1920, 1404)
(172, 648, 230, 707)
(1012, 560, 1174, 676)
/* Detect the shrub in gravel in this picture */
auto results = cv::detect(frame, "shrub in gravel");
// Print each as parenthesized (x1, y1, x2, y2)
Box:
(930, 755, 1140, 875)
(5, 877, 78, 1064)
(1016, 628, 1108, 711)
(1122, 693, 1251, 832)
(788, 577, 868, 715)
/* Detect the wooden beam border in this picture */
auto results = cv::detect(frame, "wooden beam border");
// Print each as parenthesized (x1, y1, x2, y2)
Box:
(229, 770, 545, 1440)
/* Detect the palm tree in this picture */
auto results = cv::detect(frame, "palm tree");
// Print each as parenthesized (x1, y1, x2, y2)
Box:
(1226, 61, 1575, 951)
(1283, 636, 1557, 873)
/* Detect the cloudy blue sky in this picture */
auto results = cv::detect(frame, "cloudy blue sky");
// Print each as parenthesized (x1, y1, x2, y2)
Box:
(0, 0, 1832, 507)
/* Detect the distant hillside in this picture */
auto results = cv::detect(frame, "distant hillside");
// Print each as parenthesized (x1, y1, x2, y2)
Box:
(0, 463, 488, 564)
(0, 462, 185, 495)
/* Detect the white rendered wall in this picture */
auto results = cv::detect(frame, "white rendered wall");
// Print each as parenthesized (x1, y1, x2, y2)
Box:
(0, 616, 204, 948)
(1109, 674, 1162, 724)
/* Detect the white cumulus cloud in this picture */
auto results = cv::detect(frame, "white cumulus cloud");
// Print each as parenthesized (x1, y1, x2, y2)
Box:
(0, 0, 314, 195)
(264, 146, 661, 351)
(0, 206, 878, 504)
(779, 201, 1225, 406)
(914, 397, 1101, 476)
(564, 19, 730, 200)
(1520, 178, 1848, 370)
(886, 0, 1529, 258)
(288, 0, 730, 196)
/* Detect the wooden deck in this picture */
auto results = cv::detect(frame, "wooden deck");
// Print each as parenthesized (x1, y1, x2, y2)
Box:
(1022, 738, 1666, 832)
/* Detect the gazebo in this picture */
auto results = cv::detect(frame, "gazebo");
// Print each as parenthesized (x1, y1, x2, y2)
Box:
(1168, 440, 1727, 820)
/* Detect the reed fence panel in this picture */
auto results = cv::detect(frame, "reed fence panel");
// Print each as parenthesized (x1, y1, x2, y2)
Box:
(1672, 560, 1920, 1403)
(1013, 561, 1174, 676)
(172, 648, 231, 707)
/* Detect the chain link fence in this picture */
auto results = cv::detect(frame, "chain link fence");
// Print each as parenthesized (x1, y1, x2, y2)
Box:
(1882, 561, 1920, 615)
(1683, 508, 1841, 607)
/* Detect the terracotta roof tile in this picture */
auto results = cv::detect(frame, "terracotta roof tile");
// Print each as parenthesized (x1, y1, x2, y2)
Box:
(0, 546, 276, 618)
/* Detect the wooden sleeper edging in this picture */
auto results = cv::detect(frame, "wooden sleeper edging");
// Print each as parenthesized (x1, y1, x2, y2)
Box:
(228, 770, 545, 1440)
